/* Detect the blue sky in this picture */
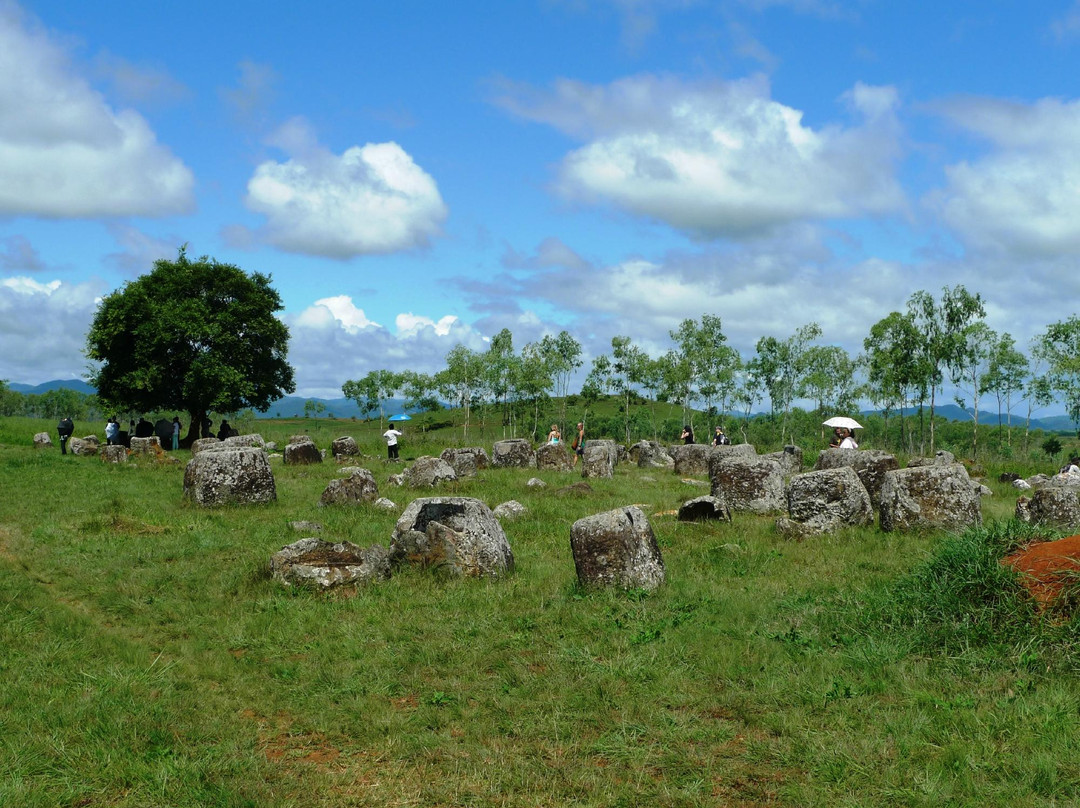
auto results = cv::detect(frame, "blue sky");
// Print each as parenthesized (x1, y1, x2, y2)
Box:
(2, 0, 1080, 404)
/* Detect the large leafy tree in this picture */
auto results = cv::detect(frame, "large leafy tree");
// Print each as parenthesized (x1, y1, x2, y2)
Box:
(436, 345, 485, 441)
(949, 321, 996, 458)
(980, 332, 1027, 443)
(799, 344, 858, 416)
(862, 310, 926, 452)
(610, 335, 650, 443)
(86, 248, 295, 446)
(747, 322, 821, 444)
(342, 369, 403, 430)
(669, 314, 740, 422)
(536, 331, 582, 428)
(1039, 316, 1080, 434)
(906, 285, 985, 452)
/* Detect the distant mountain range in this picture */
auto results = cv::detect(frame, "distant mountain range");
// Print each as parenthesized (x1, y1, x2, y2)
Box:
(8, 379, 96, 395)
(3, 380, 404, 420)
(254, 396, 409, 420)
(864, 403, 1075, 434)
(6, 380, 1076, 432)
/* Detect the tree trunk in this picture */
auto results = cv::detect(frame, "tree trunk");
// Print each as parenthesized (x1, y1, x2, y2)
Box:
(182, 409, 206, 449)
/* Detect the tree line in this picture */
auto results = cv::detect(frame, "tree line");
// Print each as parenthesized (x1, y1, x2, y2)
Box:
(0, 384, 104, 421)
(342, 285, 1080, 458)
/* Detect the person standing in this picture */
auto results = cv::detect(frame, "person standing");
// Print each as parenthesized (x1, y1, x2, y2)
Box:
(571, 422, 585, 467)
(383, 424, 403, 461)
(57, 416, 74, 455)
(681, 425, 694, 444)
(547, 424, 561, 445)
(171, 416, 181, 450)
(105, 416, 119, 446)
(712, 426, 730, 446)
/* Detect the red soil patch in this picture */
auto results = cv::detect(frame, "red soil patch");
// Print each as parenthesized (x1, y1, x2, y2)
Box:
(1003, 533, 1080, 609)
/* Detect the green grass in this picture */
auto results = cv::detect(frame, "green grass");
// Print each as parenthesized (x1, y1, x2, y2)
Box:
(3, 418, 1080, 806)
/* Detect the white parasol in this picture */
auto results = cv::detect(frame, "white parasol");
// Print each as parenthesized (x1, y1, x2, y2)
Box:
(822, 416, 863, 430)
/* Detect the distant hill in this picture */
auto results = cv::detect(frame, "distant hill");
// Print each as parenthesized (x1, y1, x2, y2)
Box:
(254, 396, 411, 420)
(867, 404, 1074, 434)
(7, 379, 96, 395)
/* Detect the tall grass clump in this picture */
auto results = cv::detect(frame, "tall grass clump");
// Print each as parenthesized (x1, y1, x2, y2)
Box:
(843, 520, 1080, 667)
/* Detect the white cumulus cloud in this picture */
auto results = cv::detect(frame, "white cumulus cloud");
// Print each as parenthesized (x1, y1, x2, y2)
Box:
(396, 313, 457, 337)
(495, 75, 904, 238)
(0, 276, 103, 383)
(0, 3, 194, 218)
(296, 295, 380, 333)
(928, 96, 1080, 257)
(245, 117, 448, 258)
(285, 303, 485, 397)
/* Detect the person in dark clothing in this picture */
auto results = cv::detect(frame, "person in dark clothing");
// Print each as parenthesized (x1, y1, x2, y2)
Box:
(135, 417, 154, 438)
(201, 417, 212, 439)
(154, 418, 172, 446)
(217, 420, 231, 441)
(712, 426, 730, 446)
(681, 425, 694, 444)
(57, 416, 74, 455)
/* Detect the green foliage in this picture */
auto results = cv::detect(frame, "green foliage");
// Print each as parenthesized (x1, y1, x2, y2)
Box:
(341, 369, 402, 428)
(85, 247, 295, 442)
(906, 284, 986, 451)
(1043, 436, 1064, 459)
(1039, 316, 1080, 432)
(869, 520, 1043, 651)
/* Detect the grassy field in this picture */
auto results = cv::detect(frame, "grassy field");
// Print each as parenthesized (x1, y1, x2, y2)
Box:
(3, 415, 1080, 806)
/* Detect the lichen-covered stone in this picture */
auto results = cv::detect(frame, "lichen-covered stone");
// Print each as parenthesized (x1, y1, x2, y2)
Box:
(764, 445, 804, 476)
(319, 467, 379, 506)
(284, 438, 322, 465)
(632, 440, 674, 470)
(906, 450, 956, 467)
(709, 454, 786, 514)
(536, 443, 575, 471)
(331, 436, 359, 458)
(581, 444, 614, 479)
(223, 434, 267, 449)
(677, 496, 731, 522)
(584, 440, 620, 468)
(670, 444, 712, 475)
(878, 463, 981, 532)
(814, 449, 899, 507)
(190, 437, 221, 455)
(402, 456, 458, 488)
(570, 506, 665, 591)
(130, 436, 161, 455)
(1015, 487, 1080, 530)
(100, 445, 128, 464)
(33, 432, 53, 449)
(389, 497, 514, 578)
(776, 466, 873, 539)
(440, 447, 490, 478)
(69, 436, 99, 456)
(493, 500, 527, 520)
(492, 439, 536, 469)
(270, 538, 390, 589)
(183, 447, 277, 507)
(713, 443, 757, 459)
